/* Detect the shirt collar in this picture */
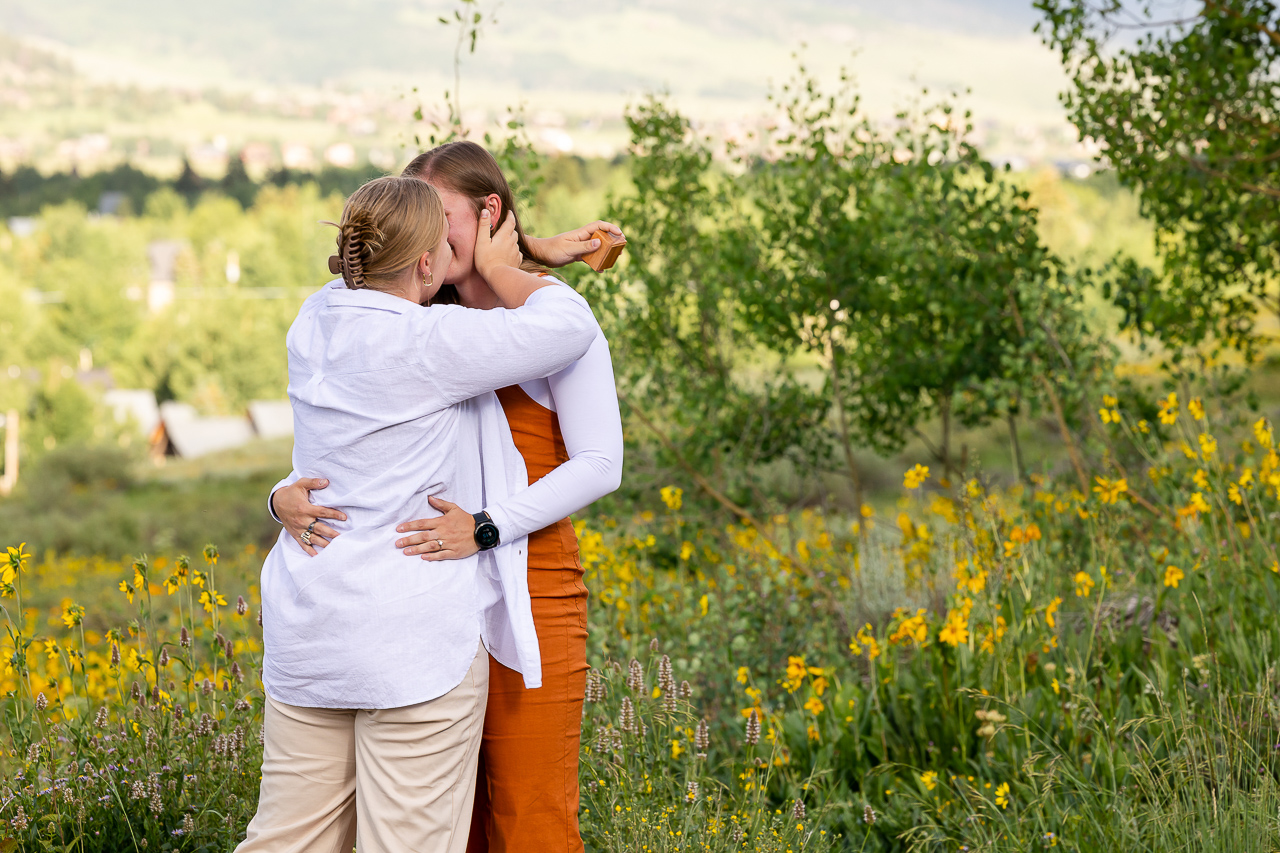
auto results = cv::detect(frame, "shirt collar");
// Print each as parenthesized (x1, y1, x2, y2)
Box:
(323, 280, 417, 314)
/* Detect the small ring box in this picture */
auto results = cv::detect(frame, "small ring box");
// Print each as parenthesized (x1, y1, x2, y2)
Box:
(582, 230, 626, 272)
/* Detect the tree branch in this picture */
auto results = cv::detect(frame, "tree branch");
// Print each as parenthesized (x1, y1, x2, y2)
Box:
(620, 393, 766, 533)
(1202, 0, 1280, 48)
(1176, 151, 1280, 199)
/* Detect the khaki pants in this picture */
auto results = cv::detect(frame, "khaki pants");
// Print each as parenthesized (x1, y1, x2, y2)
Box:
(237, 645, 489, 853)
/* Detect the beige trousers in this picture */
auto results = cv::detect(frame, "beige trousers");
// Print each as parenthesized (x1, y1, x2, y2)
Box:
(236, 645, 489, 853)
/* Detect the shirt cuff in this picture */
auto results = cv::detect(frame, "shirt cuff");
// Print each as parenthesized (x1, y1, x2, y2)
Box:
(482, 503, 518, 543)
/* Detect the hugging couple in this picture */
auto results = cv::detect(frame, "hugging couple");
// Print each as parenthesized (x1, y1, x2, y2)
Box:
(234, 141, 624, 852)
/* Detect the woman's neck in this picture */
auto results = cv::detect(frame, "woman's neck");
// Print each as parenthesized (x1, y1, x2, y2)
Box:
(455, 271, 501, 310)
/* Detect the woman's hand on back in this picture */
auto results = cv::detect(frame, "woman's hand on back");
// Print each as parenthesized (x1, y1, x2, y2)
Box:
(395, 496, 481, 561)
(272, 478, 347, 556)
(527, 221, 625, 268)
(473, 209, 522, 282)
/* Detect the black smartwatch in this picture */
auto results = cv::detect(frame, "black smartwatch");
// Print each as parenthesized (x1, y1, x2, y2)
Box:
(472, 511, 501, 551)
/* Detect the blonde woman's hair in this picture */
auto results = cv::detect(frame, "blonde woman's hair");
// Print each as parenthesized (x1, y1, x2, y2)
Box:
(331, 176, 446, 292)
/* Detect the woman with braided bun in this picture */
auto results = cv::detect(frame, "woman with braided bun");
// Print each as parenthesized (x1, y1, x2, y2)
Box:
(272, 141, 624, 853)
(237, 174, 598, 853)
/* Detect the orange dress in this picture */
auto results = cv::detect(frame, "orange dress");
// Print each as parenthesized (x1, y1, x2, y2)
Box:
(466, 384, 589, 853)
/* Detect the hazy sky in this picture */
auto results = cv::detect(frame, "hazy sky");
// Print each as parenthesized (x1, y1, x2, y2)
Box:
(2, 1, 1070, 132)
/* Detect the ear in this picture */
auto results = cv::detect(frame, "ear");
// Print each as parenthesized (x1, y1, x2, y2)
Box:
(484, 194, 502, 231)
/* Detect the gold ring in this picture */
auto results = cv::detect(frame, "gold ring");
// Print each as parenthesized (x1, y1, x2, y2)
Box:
(301, 529, 313, 545)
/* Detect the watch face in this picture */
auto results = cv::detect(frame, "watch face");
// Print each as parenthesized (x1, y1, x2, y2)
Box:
(475, 523, 500, 549)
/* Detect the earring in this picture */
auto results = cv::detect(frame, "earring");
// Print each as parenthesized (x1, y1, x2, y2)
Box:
(423, 268, 432, 307)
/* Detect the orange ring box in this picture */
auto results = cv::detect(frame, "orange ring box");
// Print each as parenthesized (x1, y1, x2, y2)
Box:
(582, 230, 626, 271)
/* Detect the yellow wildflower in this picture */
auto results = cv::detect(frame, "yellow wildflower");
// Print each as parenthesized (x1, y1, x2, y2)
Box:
(1254, 417, 1273, 448)
(1198, 433, 1217, 459)
(60, 603, 85, 629)
(1074, 571, 1095, 598)
(1099, 407, 1120, 425)
(938, 610, 969, 647)
(199, 589, 227, 613)
(671, 739, 684, 759)
(660, 486, 683, 511)
(736, 666, 749, 684)
(1190, 492, 1211, 513)
(803, 696, 824, 716)
(1193, 468, 1210, 490)
(849, 624, 881, 661)
(783, 656, 807, 692)
(995, 782, 1010, 809)
(119, 580, 135, 604)
(1164, 565, 1185, 588)
(1158, 392, 1178, 425)
(1102, 394, 1118, 408)
(1045, 596, 1062, 629)
(1138, 419, 1150, 434)
(889, 609, 929, 646)
(1092, 476, 1128, 505)
(903, 464, 930, 490)
(1188, 398, 1205, 421)
(920, 771, 938, 791)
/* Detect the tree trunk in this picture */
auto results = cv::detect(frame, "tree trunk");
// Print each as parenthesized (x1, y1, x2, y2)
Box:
(828, 341, 866, 539)
(939, 395, 953, 482)
(1007, 408, 1026, 484)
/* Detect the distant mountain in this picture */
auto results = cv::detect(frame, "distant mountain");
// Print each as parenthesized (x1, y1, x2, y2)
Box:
(0, 0, 1066, 122)
(0, 0, 1079, 171)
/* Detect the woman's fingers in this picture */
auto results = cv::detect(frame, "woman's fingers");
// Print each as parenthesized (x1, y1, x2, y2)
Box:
(579, 219, 624, 238)
(311, 522, 341, 541)
(428, 495, 460, 513)
(395, 529, 441, 551)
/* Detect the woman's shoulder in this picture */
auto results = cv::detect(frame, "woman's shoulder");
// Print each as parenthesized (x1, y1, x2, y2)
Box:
(536, 275, 599, 317)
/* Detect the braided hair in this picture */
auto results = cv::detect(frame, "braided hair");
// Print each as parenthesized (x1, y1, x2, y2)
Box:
(326, 176, 446, 293)
(336, 209, 383, 290)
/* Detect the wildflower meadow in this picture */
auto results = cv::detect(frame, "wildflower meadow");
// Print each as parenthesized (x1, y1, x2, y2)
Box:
(4, 386, 1279, 851)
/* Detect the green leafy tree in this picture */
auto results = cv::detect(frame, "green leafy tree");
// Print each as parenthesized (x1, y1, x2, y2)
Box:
(589, 98, 830, 521)
(1036, 0, 1280, 354)
(748, 71, 1111, 492)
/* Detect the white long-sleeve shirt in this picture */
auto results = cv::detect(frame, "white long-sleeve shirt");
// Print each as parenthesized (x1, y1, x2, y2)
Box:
(270, 278, 624, 554)
(260, 279, 595, 710)
(479, 281, 623, 538)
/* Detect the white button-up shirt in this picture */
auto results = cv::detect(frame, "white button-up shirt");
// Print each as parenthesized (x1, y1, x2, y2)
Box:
(260, 279, 596, 709)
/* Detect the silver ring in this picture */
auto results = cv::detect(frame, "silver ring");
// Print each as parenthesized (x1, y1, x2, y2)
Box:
(300, 529, 313, 545)
(436, 539, 444, 550)
(306, 520, 317, 534)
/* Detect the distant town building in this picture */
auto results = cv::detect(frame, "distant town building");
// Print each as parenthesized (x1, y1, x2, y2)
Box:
(324, 142, 357, 168)
(281, 142, 315, 170)
(98, 191, 127, 215)
(248, 400, 294, 440)
(239, 142, 275, 173)
(7, 217, 36, 238)
(146, 240, 183, 314)
(152, 401, 255, 460)
(104, 389, 161, 436)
